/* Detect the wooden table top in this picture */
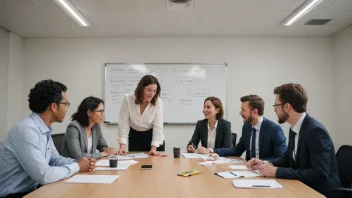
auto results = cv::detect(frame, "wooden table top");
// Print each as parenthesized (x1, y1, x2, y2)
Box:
(25, 153, 324, 198)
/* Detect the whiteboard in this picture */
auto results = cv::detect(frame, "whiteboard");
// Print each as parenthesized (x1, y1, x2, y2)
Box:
(104, 63, 227, 124)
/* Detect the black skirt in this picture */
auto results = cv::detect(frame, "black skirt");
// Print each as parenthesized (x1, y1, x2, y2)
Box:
(128, 128, 165, 152)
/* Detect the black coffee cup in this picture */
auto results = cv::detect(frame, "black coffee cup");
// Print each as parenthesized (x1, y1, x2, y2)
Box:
(109, 156, 118, 168)
(173, 147, 180, 158)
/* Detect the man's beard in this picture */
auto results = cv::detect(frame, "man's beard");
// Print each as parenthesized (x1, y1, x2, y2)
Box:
(243, 114, 253, 124)
(278, 111, 289, 124)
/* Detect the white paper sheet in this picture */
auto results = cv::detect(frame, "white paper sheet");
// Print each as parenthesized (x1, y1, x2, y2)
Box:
(229, 165, 248, 170)
(65, 175, 120, 184)
(181, 153, 203, 158)
(126, 153, 149, 158)
(230, 171, 262, 178)
(232, 180, 283, 189)
(214, 171, 238, 178)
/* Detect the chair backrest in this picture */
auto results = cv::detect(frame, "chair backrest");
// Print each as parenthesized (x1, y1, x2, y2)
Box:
(51, 133, 65, 155)
(336, 145, 352, 188)
(231, 133, 237, 147)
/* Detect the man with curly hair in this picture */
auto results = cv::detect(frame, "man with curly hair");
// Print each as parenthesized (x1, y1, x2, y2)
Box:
(0, 80, 95, 198)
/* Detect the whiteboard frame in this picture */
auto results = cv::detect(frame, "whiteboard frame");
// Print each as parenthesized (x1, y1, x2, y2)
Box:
(104, 63, 227, 125)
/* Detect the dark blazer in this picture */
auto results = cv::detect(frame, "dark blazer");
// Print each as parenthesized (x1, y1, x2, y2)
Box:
(214, 117, 287, 162)
(61, 120, 109, 159)
(273, 114, 341, 194)
(187, 119, 232, 149)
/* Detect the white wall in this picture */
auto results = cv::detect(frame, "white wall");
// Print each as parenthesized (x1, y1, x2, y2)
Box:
(333, 25, 352, 149)
(0, 28, 9, 140)
(6, 33, 24, 132)
(22, 37, 335, 152)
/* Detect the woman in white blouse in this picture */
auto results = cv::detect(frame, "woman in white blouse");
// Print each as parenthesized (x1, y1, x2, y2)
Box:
(117, 75, 165, 156)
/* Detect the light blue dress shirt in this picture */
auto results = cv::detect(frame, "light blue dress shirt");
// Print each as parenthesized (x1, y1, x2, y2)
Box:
(0, 113, 80, 197)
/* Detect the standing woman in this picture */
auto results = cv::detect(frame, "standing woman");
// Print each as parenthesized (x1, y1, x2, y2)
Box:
(187, 96, 232, 154)
(62, 96, 117, 159)
(117, 75, 165, 155)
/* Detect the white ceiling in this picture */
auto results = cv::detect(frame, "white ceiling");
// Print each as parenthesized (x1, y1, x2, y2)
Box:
(0, 0, 352, 38)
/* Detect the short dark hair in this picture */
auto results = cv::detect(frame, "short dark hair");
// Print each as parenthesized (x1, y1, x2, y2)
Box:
(204, 96, 224, 120)
(135, 75, 161, 105)
(71, 96, 104, 127)
(274, 83, 307, 113)
(28, 79, 67, 113)
(240, 95, 264, 116)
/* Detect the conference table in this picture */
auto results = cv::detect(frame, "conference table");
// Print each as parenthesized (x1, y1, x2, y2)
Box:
(25, 153, 324, 198)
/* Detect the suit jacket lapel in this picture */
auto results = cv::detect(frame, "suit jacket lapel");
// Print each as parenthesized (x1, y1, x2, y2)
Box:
(289, 130, 295, 168)
(215, 119, 223, 148)
(91, 125, 97, 154)
(295, 114, 309, 166)
(203, 120, 208, 147)
(80, 124, 88, 152)
(258, 118, 266, 159)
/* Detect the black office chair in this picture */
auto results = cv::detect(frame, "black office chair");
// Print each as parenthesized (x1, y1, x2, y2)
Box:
(231, 133, 237, 147)
(323, 145, 352, 198)
(51, 133, 65, 155)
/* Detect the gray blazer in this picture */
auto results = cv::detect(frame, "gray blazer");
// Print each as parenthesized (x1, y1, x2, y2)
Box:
(61, 120, 108, 159)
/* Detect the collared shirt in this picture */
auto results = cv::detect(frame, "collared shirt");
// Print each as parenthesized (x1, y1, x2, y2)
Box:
(291, 112, 307, 160)
(0, 113, 79, 197)
(207, 120, 218, 149)
(250, 117, 263, 159)
(118, 93, 164, 147)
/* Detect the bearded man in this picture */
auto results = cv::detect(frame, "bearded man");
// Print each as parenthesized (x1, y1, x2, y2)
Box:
(211, 95, 287, 162)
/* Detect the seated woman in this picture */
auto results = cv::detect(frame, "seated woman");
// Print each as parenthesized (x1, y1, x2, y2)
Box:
(187, 96, 232, 154)
(61, 96, 117, 159)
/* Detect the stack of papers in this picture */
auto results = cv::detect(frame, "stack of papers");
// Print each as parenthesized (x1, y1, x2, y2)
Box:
(95, 160, 138, 171)
(232, 180, 283, 189)
(215, 171, 262, 179)
(65, 175, 120, 184)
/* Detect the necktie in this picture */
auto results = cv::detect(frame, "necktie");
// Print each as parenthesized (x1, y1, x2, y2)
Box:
(251, 128, 257, 158)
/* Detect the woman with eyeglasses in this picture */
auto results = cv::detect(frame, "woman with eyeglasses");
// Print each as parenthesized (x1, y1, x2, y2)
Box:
(61, 96, 117, 159)
(117, 75, 165, 156)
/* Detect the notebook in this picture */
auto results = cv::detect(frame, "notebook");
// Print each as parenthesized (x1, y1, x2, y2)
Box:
(232, 180, 283, 189)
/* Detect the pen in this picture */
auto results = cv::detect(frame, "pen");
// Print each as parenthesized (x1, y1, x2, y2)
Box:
(229, 172, 237, 177)
(252, 185, 271, 187)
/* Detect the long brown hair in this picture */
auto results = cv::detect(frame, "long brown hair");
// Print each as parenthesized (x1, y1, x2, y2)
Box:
(134, 75, 161, 105)
(204, 96, 224, 120)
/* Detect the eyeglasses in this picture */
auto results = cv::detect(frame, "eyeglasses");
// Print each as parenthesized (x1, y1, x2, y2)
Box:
(93, 109, 105, 113)
(273, 103, 285, 109)
(58, 102, 70, 108)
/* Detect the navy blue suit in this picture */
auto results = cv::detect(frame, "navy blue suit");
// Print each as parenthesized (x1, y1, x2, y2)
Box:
(214, 117, 287, 162)
(274, 114, 341, 194)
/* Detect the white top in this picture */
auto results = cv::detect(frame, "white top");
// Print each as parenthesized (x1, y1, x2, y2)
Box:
(118, 93, 164, 147)
(87, 136, 93, 154)
(250, 117, 263, 159)
(207, 120, 218, 149)
(291, 112, 306, 160)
